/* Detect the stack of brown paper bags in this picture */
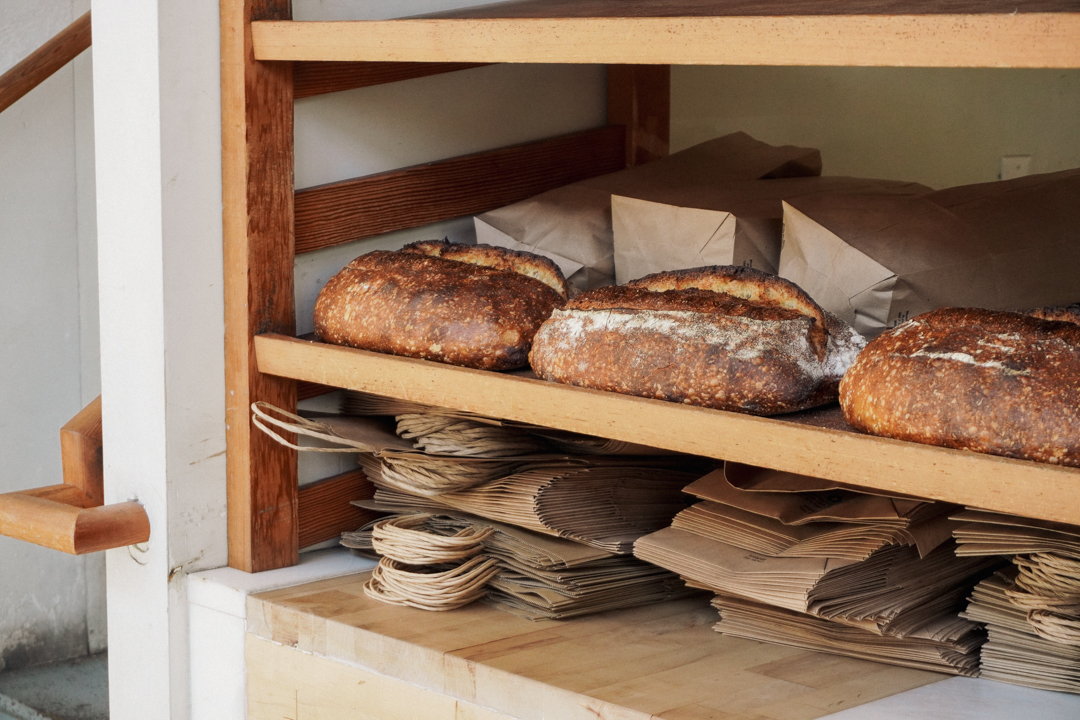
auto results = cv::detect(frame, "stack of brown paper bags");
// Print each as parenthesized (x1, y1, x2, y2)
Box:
(713, 595, 983, 676)
(634, 465, 1002, 674)
(954, 508, 1080, 690)
(342, 510, 696, 620)
(962, 570, 1080, 693)
(361, 458, 703, 555)
(341, 389, 675, 456)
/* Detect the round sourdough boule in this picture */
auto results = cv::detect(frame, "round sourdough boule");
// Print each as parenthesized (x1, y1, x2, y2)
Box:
(840, 307, 1080, 467)
(314, 245, 565, 371)
(528, 268, 864, 416)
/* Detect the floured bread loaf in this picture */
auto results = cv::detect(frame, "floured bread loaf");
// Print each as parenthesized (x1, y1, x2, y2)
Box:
(840, 308, 1080, 467)
(529, 266, 864, 415)
(314, 241, 567, 371)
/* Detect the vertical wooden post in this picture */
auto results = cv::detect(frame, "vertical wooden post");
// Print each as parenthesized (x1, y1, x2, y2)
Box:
(607, 65, 671, 167)
(221, 0, 298, 572)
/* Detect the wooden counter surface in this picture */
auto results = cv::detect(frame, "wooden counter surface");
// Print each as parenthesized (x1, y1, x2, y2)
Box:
(247, 572, 946, 720)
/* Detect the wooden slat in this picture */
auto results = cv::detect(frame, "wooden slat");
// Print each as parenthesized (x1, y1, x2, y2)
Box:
(254, 334, 1080, 526)
(607, 65, 670, 167)
(222, 0, 299, 572)
(297, 380, 337, 401)
(252, 14, 1080, 68)
(297, 470, 378, 549)
(416, 0, 1080, 18)
(0, 11, 91, 114)
(294, 61, 489, 99)
(294, 126, 626, 255)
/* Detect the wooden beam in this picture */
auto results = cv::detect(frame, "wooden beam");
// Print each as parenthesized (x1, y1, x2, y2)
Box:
(0, 11, 92, 114)
(60, 395, 103, 505)
(297, 380, 338, 401)
(251, 14, 1080, 69)
(607, 65, 670, 167)
(294, 126, 626, 255)
(254, 334, 1080, 527)
(297, 470, 379, 549)
(294, 61, 489, 99)
(222, 0, 299, 572)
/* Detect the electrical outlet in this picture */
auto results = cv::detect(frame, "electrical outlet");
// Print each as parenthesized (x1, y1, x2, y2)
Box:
(1000, 155, 1033, 180)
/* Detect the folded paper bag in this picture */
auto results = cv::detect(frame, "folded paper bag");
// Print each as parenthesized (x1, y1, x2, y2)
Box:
(476, 131, 822, 291)
(780, 168, 1080, 339)
(611, 176, 929, 284)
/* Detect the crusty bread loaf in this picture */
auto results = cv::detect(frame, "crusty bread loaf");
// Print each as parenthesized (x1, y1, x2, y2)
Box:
(314, 243, 566, 371)
(529, 266, 864, 415)
(402, 239, 570, 300)
(626, 265, 830, 359)
(840, 307, 1080, 467)
(1024, 303, 1080, 326)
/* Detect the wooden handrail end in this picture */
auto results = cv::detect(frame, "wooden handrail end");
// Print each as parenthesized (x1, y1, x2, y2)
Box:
(73, 501, 151, 554)
(0, 492, 149, 555)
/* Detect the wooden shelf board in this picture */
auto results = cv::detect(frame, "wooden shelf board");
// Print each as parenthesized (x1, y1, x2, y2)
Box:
(252, 12, 1080, 68)
(247, 573, 947, 720)
(255, 334, 1080, 526)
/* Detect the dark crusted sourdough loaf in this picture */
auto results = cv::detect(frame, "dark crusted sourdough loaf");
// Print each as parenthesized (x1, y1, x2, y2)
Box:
(529, 266, 864, 415)
(314, 241, 567, 370)
(840, 307, 1080, 467)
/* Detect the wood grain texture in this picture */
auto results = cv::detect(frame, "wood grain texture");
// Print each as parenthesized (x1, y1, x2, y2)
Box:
(255, 333, 1080, 526)
(417, 0, 1080, 18)
(294, 61, 489, 98)
(294, 126, 626, 254)
(297, 470, 378, 549)
(247, 574, 945, 720)
(60, 395, 103, 505)
(222, 0, 299, 573)
(297, 380, 337, 400)
(252, 14, 1080, 68)
(607, 65, 670, 167)
(0, 11, 91, 114)
(0, 494, 149, 555)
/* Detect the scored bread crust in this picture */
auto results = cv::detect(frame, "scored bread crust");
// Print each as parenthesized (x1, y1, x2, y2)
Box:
(626, 265, 829, 360)
(840, 307, 1080, 467)
(529, 268, 864, 416)
(314, 249, 564, 371)
(1023, 303, 1080, 326)
(402, 239, 570, 300)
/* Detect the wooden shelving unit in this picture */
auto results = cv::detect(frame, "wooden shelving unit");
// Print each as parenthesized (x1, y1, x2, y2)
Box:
(222, 0, 1080, 573)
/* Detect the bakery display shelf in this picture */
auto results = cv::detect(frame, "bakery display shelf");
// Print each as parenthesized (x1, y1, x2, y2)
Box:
(245, 573, 948, 720)
(255, 333, 1080, 527)
(251, 0, 1080, 68)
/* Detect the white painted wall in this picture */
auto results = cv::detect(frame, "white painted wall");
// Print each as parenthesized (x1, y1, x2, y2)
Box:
(0, 0, 103, 673)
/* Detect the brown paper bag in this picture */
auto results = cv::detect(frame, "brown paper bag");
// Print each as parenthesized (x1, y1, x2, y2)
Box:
(475, 132, 822, 290)
(780, 168, 1080, 339)
(612, 177, 929, 283)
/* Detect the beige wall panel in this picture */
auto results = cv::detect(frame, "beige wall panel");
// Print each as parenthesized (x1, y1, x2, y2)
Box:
(673, 66, 1080, 189)
(246, 634, 513, 720)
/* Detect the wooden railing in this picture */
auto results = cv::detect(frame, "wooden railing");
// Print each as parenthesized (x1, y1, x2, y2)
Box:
(0, 14, 149, 554)
(0, 397, 150, 554)
(0, 11, 92, 114)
